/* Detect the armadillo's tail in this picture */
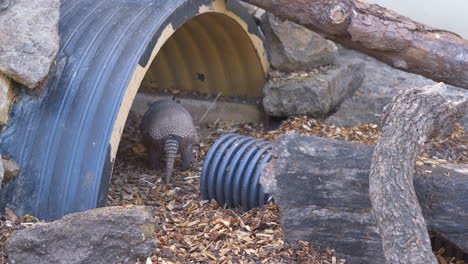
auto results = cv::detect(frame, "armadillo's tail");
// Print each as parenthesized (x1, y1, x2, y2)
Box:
(163, 137, 179, 184)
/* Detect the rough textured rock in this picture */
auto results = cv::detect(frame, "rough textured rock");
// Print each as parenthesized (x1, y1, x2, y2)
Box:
(1, 156, 19, 183)
(0, 0, 9, 13)
(263, 56, 364, 117)
(260, 134, 468, 263)
(239, 2, 265, 23)
(0, 72, 13, 124)
(325, 95, 390, 127)
(0, 0, 60, 88)
(326, 49, 468, 128)
(260, 134, 384, 263)
(7, 206, 158, 264)
(261, 13, 338, 72)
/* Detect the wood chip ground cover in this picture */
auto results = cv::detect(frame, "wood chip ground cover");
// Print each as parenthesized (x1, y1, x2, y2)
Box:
(1, 113, 466, 264)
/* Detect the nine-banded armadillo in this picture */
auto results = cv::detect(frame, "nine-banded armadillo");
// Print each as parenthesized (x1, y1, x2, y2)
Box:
(140, 100, 197, 184)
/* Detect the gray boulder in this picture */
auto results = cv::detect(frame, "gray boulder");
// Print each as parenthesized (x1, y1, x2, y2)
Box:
(7, 206, 158, 264)
(325, 95, 391, 127)
(0, 0, 60, 88)
(261, 134, 468, 263)
(263, 56, 365, 117)
(326, 49, 468, 128)
(261, 13, 338, 72)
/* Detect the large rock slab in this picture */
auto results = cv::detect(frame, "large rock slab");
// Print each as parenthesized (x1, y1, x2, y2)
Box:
(326, 49, 468, 128)
(0, 72, 13, 124)
(263, 56, 365, 117)
(261, 13, 338, 72)
(261, 134, 468, 263)
(6, 206, 158, 264)
(324, 95, 391, 127)
(0, 0, 60, 88)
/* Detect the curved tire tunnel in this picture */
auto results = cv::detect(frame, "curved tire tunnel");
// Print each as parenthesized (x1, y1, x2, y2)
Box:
(0, 0, 268, 220)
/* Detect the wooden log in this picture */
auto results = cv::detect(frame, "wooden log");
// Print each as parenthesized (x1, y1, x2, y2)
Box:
(260, 134, 468, 263)
(241, 0, 468, 89)
(369, 84, 467, 263)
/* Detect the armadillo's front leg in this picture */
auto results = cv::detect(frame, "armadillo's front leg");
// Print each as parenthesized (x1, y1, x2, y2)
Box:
(181, 143, 193, 170)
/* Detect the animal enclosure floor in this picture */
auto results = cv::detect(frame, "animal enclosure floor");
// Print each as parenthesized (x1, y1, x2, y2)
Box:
(108, 113, 341, 264)
(108, 112, 467, 264)
(1, 114, 466, 264)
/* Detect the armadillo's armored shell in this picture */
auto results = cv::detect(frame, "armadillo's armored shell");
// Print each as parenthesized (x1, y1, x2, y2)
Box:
(140, 100, 197, 141)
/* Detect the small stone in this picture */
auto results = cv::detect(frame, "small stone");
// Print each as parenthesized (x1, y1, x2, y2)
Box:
(0, 72, 13, 125)
(1, 156, 19, 183)
(162, 248, 174, 258)
(239, 2, 265, 22)
(261, 13, 338, 72)
(0, 0, 60, 88)
(263, 56, 365, 117)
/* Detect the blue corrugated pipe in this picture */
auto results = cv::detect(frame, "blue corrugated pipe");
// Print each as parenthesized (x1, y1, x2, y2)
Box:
(200, 133, 273, 209)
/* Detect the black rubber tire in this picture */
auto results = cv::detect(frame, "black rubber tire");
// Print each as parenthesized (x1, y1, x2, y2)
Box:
(0, 0, 266, 220)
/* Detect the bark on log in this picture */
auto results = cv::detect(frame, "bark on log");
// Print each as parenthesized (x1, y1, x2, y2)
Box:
(260, 134, 468, 263)
(241, 0, 468, 89)
(369, 83, 467, 263)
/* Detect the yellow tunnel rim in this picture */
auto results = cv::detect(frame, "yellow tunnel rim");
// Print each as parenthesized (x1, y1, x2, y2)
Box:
(109, 0, 269, 162)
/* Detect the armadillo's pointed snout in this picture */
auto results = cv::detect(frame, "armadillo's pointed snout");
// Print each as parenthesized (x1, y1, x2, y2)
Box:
(164, 138, 180, 184)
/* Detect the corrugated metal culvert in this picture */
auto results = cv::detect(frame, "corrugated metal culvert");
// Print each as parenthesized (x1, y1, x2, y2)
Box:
(0, 0, 268, 220)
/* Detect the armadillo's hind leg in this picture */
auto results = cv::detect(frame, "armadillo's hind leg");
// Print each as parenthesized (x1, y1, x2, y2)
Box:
(147, 142, 163, 170)
(181, 143, 194, 170)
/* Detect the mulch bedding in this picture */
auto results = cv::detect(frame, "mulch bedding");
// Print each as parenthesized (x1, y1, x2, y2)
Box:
(1, 113, 466, 264)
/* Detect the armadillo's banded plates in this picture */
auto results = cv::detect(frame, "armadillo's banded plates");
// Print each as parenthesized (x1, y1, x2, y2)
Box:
(141, 100, 197, 141)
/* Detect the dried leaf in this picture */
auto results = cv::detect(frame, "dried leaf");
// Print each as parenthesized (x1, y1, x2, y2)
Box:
(20, 215, 40, 223)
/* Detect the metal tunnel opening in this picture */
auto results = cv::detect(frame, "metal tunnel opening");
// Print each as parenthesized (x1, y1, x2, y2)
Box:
(140, 12, 266, 97)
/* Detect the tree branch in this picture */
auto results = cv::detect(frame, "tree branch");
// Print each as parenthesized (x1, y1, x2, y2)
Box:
(369, 83, 467, 263)
(241, 0, 468, 89)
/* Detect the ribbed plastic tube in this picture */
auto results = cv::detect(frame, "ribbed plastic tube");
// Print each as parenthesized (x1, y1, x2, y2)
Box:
(200, 133, 272, 209)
